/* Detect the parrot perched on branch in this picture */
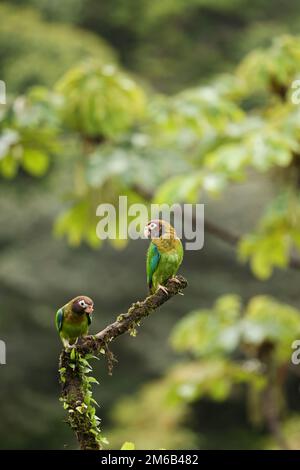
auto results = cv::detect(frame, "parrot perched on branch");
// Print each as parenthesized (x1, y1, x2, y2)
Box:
(144, 219, 184, 295)
(55, 296, 94, 347)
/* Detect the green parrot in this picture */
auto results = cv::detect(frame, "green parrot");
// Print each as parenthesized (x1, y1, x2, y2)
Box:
(55, 295, 94, 348)
(144, 219, 184, 295)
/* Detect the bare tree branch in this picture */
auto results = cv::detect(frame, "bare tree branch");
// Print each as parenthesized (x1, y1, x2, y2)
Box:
(59, 275, 188, 450)
(205, 219, 300, 271)
(204, 219, 240, 246)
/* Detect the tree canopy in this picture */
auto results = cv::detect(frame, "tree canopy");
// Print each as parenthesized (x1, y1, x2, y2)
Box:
(2, 0, 300, 450)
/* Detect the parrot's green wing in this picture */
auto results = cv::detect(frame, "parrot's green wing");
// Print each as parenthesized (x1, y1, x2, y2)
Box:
(146, 242, 161, 290)
(55, 307, 64, 333)
(87, 313, 92, 326)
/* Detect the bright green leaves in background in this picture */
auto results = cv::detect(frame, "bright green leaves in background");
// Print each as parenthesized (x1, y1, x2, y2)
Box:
(4, 34, 300, 274)
(0, 88, 59, 179)
(56, 61, 146, 139)
(239, 190, 300, 278)
(47, 33, 300, 450)
(54, 198, 100, 248)
(121, 441, 135, 450)
(108, 294, 300, 448)
(171, 295, 243, 357)
(2, 1, 300, 451)
(236, 35, 300, 99)
(172, 294, 300, 362)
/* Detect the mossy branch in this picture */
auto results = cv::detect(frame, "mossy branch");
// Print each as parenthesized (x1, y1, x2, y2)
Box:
(58, 275, 188, 450)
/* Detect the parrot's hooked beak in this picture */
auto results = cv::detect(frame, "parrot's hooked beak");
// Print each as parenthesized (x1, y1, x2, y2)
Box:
(85, 304, 94, 314)
(144, 226, 150, 238)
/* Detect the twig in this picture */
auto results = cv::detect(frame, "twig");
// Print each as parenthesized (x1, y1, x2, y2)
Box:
(204, 219, 240, 246)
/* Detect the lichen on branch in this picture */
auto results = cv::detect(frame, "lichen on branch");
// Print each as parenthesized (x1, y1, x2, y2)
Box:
(58, 275, 188, 450)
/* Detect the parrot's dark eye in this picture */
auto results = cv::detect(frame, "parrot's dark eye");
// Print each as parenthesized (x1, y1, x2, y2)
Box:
(149, 222, 156, 230)
(79, 300, 86, 308)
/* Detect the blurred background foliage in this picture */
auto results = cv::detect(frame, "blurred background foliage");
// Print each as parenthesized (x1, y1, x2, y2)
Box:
(1, 0, 300, 450)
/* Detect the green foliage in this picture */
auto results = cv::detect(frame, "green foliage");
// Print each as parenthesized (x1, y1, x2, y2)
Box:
(171, 295, 243, 356)
(10, 0, 300, 94)
(6, 33, 300, 278)
(54, 186, 146, 248)
(121, 441, 135, 450)
(0, 88, 59, 179)
(41, 35, 300, 276)
(265, 416, 300, 450)
(109, 376, 197, 450)
(3, 0, 300, 451)
(243, 296, 300, 360)
(239, 190, 300, 278)
(75, 0, 300, 93)
(237, 35, 300, 98)
(54, 197, 101, 248)
(6, 32, 300, 281)
(172, 294, 300, 362)
(0, 3, 115, 93)
(59, 351, 107, 448)
(167, 359, 265, 403)
(111, 294, 300, 448)
(56, 62, 146, 139)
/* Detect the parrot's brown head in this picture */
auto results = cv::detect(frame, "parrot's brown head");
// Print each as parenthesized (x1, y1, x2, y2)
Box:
(72, 296, 94, 315)
(144, 219, 174, 239)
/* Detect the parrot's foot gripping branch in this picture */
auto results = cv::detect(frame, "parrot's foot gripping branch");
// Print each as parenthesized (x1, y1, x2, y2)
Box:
(58, 274, 188, 450)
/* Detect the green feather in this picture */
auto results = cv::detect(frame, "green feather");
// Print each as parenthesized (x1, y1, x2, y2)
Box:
(146, 242, 161, 289)
(146, 238, 183, 294)
(55, 308, 64, 332)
